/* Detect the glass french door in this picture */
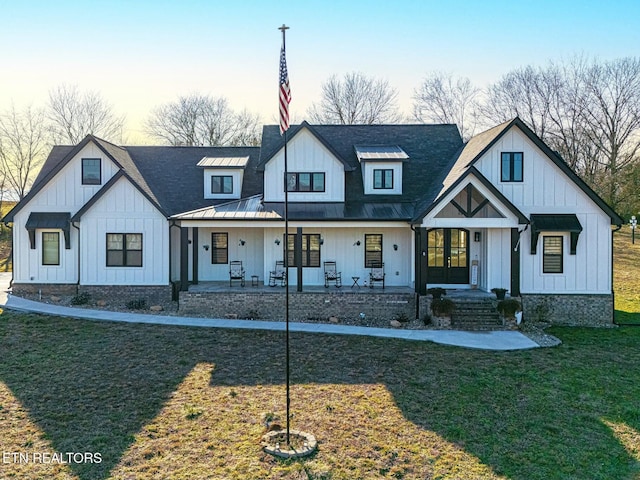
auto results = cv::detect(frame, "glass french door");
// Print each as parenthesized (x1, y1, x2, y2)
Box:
(426, 228, 469, 284)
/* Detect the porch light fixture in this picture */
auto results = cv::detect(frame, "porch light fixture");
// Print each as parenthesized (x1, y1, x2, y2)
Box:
(353, 240, 361, 246)
(203, 244, 209, 251)
(239, 239, 246, 246)
(474, 232, 481, 242)
(320, 237, 324, 245)
(393, 244, 398, 251)
(274, 238, 281, 245)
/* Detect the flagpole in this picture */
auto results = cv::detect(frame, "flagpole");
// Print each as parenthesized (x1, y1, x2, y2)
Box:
(278, 23, 291, 447)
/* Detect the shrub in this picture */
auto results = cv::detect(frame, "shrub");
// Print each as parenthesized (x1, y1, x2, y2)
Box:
(431, 298, 455, 316)
(427, 287, 447, 300)
(394, 312, 410, 323)
(126, 298, 147, 310)
(70, 292, 90, 305)
(497, 299, 522, 317)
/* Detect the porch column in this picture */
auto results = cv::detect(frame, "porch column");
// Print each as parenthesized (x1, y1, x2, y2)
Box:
(295, 227, 302, 292)
(510, 228, 521, 296)
(180, 227, 189, 291)
(192, 227, 199, 285)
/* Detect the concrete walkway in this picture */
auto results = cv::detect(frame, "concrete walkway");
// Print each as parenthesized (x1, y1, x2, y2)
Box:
(0, 275, 539, 351)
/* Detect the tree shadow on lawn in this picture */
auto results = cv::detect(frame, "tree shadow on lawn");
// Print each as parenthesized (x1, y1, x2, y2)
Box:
(0, 313, 639, 479)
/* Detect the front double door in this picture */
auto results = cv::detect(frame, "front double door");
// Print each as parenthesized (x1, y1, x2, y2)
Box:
(426, 228, 469, 284)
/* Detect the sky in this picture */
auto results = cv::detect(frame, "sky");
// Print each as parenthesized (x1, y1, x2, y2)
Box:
(2, 0, 640, 144)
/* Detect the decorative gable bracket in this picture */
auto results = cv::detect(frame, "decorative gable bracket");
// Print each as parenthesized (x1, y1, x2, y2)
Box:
(530, 214, 582, 255)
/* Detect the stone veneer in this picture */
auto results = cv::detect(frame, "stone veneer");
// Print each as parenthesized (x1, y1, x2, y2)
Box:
(519, 293, 614, 327)
(179, 290, 416, 322)
(12, 283, 173, 308)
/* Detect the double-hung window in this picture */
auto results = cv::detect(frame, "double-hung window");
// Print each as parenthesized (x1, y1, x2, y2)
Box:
(543, 236, 563, 274)
(501, 152, 523, 182)
(211, 175, 233, 194)
(373, 169, 393, 189)
(365, 234, 383, 267)
(285, 233, 321, 267)
(286, 172, 325, 192)
(42, 232, 60, 266)
(107, 233, 143, 267)
(211, 233, 228, 264)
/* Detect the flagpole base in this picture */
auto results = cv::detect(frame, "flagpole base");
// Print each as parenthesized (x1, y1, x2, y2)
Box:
(262, 429, 317, 459)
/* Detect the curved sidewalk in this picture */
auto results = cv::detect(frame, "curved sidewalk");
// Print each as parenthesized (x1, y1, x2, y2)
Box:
(1, 290, 540, 351)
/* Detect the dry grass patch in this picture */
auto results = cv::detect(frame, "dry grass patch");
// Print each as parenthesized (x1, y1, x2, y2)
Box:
(614, 228, 640, 323)
(1, 312, 640, 479)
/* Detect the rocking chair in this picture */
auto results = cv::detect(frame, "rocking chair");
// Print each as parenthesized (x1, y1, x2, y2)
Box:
(324, 261, 342, 288)
(368, 261, 385, 289)
(268, 260, 287, 287)
(229, 260, 245, 287)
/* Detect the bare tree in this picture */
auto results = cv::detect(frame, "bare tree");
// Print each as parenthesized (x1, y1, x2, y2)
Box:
(146, 94, 261, 146)
(48, 85, 125, 144)
(578, 57, 640, 210)
(308, 72, 401, 124)
(481, 57, 640, 213)
(0, 105, 49, 199)
(412, 72, 481, 141)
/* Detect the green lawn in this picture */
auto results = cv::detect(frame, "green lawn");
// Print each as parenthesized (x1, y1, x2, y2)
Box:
(0, 312, 639, 479)
(614, 228, 640, 324)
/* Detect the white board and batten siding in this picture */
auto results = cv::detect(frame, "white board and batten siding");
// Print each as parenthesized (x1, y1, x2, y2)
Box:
(79, 177, 168, 285)
(263, 129, 345, 202)
(12, 143, 121, 284)
(262, 226, 412, 287)
(474, 127, 613, 294)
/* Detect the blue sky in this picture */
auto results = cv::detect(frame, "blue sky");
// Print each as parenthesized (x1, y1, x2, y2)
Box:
(2, 0, 639, 142)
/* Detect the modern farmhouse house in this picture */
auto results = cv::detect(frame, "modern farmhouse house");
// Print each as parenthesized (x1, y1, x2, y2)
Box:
(3, 118, 622, 325)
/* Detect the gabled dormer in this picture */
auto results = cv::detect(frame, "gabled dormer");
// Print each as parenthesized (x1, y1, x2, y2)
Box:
(198, 156, 249, 200)
(355, 145, 408, 195)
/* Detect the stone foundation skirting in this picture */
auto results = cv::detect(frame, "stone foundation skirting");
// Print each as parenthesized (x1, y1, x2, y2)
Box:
(12, 283, 79, 297)
(12, 283, 172, 308)
(78, 285, 173, 308)
(520, 293, 614, 326)
(179, 290, 416, 323)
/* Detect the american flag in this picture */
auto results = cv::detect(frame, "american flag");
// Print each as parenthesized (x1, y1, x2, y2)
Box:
(279, 44, 291, 135)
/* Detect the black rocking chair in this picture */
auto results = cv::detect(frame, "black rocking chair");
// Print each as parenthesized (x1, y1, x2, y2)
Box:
(324, 261, 342, 288)
(229, 260, 245, 287)
(269, 260, 287, 287)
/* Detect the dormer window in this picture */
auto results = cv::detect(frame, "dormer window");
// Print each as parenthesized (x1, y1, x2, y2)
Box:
(198, 156, 248, 200)
(286, 172, 325, 192)
(373, 169, 393, 189)
(211, 175, 233, 194)
(82, 158, 101, 185)
(355, 145, 408, 195)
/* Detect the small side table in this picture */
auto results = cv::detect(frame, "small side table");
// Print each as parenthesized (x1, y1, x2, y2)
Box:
(351, 276, 360, 288)
(251, 275, 259, 287)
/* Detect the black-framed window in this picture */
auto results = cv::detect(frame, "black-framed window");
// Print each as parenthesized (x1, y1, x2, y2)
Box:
(286, 233, 321, 267)
(501, 152, 523, 182)
(373, 169, 393, 189)
(543, 236, 563, 274)
(82, 158, 101, 185)
(211, 232, 228, 264)
(211, 175, 233, 194)
(42, 232, 60, 266)
(286, 172, 325, 192)
(365, 234, 383, 267)
(107, 233, 142, 267)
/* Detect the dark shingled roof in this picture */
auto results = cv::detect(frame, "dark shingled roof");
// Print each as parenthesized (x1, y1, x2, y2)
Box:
(124, 146, 262, 216)
(5, 118, 622, 227)
(259, 122, 463, 210)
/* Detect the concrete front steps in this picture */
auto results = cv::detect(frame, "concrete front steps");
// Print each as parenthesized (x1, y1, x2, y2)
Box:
(451, 297, 504, 330)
